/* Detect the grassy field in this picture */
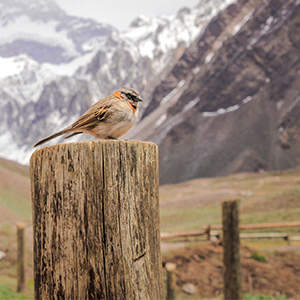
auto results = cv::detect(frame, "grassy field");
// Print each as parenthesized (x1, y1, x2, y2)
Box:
(160, 169, 300, 234)
(1, 156, 300, 298)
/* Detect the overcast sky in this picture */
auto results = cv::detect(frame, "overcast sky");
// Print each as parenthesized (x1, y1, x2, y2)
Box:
(58, 0, 199, 31)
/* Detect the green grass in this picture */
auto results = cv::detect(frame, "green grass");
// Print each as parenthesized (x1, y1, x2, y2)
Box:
(0, 285, 31, 300)
(0, 189, 32, 218)
(240, 208, 300, 225)
(160, 168, 300, 231)
(160, 205, 221, 232)
(250, 252, 267, 263)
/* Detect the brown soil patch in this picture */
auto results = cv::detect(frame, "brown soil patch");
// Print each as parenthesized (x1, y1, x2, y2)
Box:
(162, 243, 300, 298)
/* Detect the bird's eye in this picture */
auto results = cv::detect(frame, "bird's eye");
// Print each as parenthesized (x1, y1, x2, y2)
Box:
(126, 93, 133, 100)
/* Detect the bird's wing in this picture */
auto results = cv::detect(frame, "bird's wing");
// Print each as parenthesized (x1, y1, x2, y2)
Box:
(70, 105, 111, 130)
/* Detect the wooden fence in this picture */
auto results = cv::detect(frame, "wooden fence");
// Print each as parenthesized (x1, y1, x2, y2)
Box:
(161, 221, 300, 243)
(162, 201, 300, 299)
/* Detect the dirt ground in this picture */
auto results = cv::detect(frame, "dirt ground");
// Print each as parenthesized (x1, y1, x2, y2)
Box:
(162, 242, 300, 299)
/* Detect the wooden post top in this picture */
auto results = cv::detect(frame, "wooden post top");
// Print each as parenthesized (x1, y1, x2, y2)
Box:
(16, 222, 27, 229)
(165, 263, 177, 272)
(32, 139, 157, 152)
(221, 198, 240, 204)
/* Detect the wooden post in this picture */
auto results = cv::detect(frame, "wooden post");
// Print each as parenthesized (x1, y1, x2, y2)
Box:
(222, 199, 242, 300)
(30, 140, 164, 300)
(286, 233, 290, 246)
(16, 222, 27, 293)
(165, 263, 176, 300)
(206, 225, 211, 241)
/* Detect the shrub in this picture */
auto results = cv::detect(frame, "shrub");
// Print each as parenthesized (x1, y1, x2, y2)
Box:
(250, 252, 267, 263)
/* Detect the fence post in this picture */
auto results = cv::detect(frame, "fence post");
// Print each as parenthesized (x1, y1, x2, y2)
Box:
(16, 222, 27, 293)
(206, 225, 211, 241)
(30, 140, 164, 300)
(222, 199, 242, 300)
(165, 263, 176, 300)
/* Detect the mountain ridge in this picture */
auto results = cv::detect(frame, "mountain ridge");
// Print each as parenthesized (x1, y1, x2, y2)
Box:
(1, 0, 299, 185)
(126, 0, 300, 184)
(0, 0, 236, 166)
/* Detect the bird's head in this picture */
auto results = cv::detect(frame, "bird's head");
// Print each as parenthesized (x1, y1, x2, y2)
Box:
(119, 87, 143, 106)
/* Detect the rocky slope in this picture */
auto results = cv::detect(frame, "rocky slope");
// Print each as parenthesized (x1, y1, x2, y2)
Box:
(127, 0, 300, 184)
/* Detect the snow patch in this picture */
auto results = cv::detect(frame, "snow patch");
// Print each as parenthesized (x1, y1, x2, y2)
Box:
(182, 98, 199, 113)
(42, 51, 96, 77)
(232, 10, 255, 35)
(202, 111, 218, 117)
(160, 78, 188, 106)
(160, 88, 179, 105)
(243, 96, 253, 104)
(205, 52, 215, 63)
(0, 16, 77, 57)
(260, 24, 270, 35)
(203, 104, 239, 117)
(178, 80, 185, 88)
(155, 114, 167, 127)
(266, 16, 274, 25)
(226, 104, 239, 112)
(139, 39, 156, 59)
(193, 66, 201, 74)
(0, 55, 35, 79)
(247, 37, 258, 49)
(0, 132, 33, 165)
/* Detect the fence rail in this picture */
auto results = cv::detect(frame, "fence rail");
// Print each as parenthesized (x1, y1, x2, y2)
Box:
(207, 221, 300, 230)
(240, 232, 289, 239)
(161, 221, 300, 242)
(161, 229, 208, 240)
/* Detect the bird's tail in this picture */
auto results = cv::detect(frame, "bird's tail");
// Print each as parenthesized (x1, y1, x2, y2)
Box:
(33, 129, 70, 147)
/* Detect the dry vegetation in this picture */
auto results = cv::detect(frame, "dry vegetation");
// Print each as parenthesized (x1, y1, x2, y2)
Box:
(162, 243, 300, 299)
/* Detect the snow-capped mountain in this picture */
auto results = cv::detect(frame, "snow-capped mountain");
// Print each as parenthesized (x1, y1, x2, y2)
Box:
(0, 0, 114, 63)
(0, 0, 236, 165)
(1, 0, 298, 184)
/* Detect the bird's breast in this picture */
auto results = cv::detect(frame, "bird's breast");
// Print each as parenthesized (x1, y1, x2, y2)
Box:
(86, 105, 138, 139)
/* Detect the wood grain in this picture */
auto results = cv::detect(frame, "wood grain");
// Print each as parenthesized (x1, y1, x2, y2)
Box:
(30, 140, 163, 300)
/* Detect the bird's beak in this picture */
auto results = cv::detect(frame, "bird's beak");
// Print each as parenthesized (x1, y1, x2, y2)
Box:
(136, 95, 143, 102)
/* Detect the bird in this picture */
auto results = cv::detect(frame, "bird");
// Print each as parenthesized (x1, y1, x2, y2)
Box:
(33, 87, 143, 147)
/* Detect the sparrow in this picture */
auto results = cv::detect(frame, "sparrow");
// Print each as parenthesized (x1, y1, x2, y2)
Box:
(33, 87, 143, 147)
